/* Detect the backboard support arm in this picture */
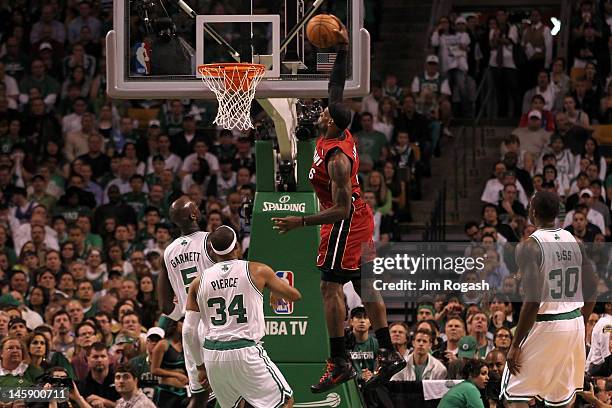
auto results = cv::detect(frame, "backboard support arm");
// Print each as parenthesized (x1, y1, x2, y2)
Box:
(256, 98, 298, 163)
(173, 0, 241, 61)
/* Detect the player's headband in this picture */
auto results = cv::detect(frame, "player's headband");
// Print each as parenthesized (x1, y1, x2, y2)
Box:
(210, 226, 237, 256)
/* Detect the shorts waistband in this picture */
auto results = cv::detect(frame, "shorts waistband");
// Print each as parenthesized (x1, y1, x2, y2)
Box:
(203, 338, 256, 350)
(535, 308, 581, 322)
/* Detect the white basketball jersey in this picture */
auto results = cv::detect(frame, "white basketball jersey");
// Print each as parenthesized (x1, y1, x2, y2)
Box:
(530, 228, 583, 315)
(163, 231, 215, 316)
(197, 260, 265, 342)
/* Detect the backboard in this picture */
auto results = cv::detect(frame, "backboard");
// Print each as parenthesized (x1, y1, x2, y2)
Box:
(106, 0, 370, 99)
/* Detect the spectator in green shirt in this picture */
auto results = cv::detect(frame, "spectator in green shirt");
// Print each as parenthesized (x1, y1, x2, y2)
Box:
(19, 59, 61, 109)
(0, 336, 44, 387)
(29, 174, 57, 214)
(129, 327, 164, 400)
(438, 359, 489, 408)
(136, 207, 161, 243)
(76, 214, 103, 251)
(347, 306, 379, 383)
(123, 175, 148, 216)
(355, 112, 388, 164)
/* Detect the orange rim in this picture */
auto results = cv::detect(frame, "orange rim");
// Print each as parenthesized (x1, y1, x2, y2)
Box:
(197, 63, 266, 79)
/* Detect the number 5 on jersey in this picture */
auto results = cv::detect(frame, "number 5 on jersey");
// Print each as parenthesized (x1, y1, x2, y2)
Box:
(180, 266, 198, 294)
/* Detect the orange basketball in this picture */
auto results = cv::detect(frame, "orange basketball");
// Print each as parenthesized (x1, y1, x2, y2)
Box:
(306, 14, 342, 49)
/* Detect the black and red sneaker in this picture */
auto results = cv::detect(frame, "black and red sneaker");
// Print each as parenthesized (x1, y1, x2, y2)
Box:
(310, 357, 357, 394)
(364, 348, 407, 390)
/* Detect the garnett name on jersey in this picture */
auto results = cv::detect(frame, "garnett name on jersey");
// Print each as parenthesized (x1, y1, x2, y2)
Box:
(211, 278, 238, 290)
(169, 252, 201, 268)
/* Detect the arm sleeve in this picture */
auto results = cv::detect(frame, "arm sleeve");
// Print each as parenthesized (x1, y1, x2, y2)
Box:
(328, 48, 351, 131)
(183, 310, 205, 366)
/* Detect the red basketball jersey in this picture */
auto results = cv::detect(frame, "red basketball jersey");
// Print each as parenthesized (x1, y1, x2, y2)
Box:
(309, 130, 364, 209)
(309, 131, 375, 273)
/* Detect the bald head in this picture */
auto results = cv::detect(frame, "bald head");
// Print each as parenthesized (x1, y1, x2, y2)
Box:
(169, 196, 200, 230)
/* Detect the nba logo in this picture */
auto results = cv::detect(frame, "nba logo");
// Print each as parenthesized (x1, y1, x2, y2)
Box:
(274, 271, 294, 315)
(132, 42, 151, 75)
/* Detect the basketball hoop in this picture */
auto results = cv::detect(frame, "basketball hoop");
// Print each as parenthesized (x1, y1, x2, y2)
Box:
(198, 63, 266, 131)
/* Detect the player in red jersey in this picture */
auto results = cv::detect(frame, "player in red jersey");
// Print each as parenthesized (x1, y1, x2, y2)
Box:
(272, 22, 406, 394)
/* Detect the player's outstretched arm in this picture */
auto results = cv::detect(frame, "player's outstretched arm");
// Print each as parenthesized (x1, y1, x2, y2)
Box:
(158, 249, 175, 316)
(250, 262, 302, 302)
(580, 242, 599, 324)
(327, 24, 350, 129)
(507, 238, 542, 376)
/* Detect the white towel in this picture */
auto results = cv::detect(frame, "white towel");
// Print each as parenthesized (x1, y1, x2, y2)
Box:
(422, 380, 464, 400)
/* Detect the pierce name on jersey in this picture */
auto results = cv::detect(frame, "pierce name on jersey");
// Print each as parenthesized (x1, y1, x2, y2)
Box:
(211, 278, 238, 290)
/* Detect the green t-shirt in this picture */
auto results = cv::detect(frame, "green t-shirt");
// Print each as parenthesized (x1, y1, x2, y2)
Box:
(19, 75, 60, 98)
(606, 174, 612, 189)
(438, 380, 484, 408)
(123, 191, 148, 216)
(145, 174, 162, 190)
(29, 193, 57, 214)
(349, 335, 379, 376)
(50, 175, 65, 193)
(147, 198, 169, 220)
(0, 135, 24, 155)
(47, 351, 76, 380)
(85, 233, 103, 251)
(414, 361, 427, 382)
(356, 130, 388, 162)
(84, 304, 98, 320)
(0, 246, 17, 268)
(54, 206, 92, 225)
(129, 354, 160, 400)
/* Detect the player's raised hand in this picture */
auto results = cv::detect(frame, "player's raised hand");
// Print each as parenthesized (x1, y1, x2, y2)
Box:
(326, 15, 349, 45)
(272, 216, 303, 234)
(332, 26, 349, 45)
(270, 292, 288, 309)
(506, 345, 522, 375)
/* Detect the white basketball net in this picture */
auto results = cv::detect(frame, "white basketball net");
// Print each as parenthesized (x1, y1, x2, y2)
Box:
(198, 63, 265, 131)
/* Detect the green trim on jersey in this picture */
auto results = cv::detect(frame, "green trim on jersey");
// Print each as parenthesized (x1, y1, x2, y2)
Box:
(203, 338, 256, 350)
(500, 369, 533, 402)
(202, 233, 214, 264)
(535, 308, 581, 322)
(255, 345, 293, 408)
(530, 235, 545, 270)
(246, 262, 264, 298)
(500, 365, 582, 407)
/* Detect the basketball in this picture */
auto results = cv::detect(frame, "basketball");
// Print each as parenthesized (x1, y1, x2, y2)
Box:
(306, 14, 343, 49)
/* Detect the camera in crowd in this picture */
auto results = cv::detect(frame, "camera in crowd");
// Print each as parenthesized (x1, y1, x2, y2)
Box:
(37, 373, 74, 390)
